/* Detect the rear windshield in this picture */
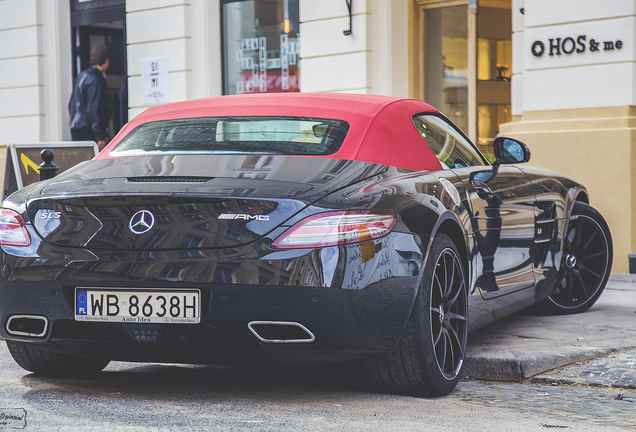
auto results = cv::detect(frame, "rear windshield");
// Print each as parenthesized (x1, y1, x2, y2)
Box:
(111, 116, 350, 156)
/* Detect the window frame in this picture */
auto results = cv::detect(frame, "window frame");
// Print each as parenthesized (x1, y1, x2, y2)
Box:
(110, 116, 350, 157)
(413, 112, 489, 169)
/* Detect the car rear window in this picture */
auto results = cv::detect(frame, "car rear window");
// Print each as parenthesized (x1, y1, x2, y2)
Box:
(111, 117, 350, 156)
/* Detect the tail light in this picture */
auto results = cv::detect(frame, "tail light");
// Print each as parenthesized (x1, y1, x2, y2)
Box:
(0, 209, 31, 246)
(271, 210, 397, 249)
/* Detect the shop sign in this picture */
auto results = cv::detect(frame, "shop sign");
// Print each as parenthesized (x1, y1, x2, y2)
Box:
(531, 35, 623, 57)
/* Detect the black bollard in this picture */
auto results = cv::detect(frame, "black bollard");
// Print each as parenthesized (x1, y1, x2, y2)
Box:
(39, 149, 59, 181)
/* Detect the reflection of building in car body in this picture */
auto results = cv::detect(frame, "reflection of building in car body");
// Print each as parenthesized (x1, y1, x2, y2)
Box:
(467, 171, 503, 293)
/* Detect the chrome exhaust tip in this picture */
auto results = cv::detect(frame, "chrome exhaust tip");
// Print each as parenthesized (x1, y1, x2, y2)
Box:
(6, 315, 49, 337)
(248, 321, 315, 344)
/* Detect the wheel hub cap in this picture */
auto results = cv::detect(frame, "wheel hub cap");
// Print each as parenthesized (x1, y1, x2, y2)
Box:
(565, 254, 577, 269)
(439, 307, 445, 323)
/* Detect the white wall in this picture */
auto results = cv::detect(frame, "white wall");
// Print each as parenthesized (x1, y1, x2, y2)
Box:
(0, 0, 71, 145)
(42, 0, 73, 142)
(126, 0, 222, 121)
(511, 0, 524, 116)
(515, 0, 636, 112)
(299, 0, 408, 96)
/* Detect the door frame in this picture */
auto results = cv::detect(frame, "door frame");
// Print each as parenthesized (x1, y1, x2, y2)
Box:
(409, 0, 478, 143)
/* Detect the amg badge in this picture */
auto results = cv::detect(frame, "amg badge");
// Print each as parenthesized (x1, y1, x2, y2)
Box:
(218, 213, 270, 221)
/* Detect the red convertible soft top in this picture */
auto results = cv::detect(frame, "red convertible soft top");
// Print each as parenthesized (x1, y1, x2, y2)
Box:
(99, 93, 444, 171)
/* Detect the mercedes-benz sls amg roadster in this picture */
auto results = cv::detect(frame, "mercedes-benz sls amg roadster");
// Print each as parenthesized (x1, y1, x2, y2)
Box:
(0, 94, 612, 396)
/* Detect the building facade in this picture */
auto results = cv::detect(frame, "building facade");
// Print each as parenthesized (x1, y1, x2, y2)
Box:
(0, 0, 633, 271)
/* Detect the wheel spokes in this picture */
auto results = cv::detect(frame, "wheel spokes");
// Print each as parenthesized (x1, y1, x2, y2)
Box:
(552, 214, 608, 308)
(580, 250, 606, 261)
(565, 275, 575, 304)
(435, 329, 448, 368)
(445, 331, 455, 374)
(581, 226, 599, 251)
(579, 263, 601, 280)
(447, 280, 464, 307)
(433, 271, 443, 301)
(575, 219, 583, 247)
(432, 324, 443, 346)
(430, 248, 467, 380)
(446, 312, 467, 322)
(444, 254, 455, 298)
(445, 324, 463, 354)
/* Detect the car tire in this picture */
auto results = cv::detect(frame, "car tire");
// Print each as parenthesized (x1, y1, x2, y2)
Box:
(6, 341, 110, 375)
(365, 233, 468, 397)
(536, 201, 613, 315)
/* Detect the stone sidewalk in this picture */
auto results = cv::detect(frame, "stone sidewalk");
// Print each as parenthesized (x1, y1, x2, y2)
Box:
(531, 349, 636, 389)
(463, 274, 636, 383)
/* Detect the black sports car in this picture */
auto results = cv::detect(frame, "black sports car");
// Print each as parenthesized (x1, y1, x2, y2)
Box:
(0, 94, 612, 396)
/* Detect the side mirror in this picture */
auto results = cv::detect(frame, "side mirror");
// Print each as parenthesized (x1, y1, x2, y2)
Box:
(493, 137, 531, 164)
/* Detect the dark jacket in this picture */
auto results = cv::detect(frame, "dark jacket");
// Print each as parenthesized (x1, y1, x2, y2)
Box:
(68, 67, 111, 141)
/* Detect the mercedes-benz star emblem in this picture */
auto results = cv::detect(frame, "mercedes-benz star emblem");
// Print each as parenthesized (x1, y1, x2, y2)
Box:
(129, 210, 155, 235)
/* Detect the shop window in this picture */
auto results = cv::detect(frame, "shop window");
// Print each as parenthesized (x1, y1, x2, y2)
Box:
(221, 0, 300, 95)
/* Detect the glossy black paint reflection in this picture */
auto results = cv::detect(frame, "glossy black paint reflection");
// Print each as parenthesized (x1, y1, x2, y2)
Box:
(20, 156, 387, 251)
(452, 165, 537, 298)
(0, 147, 592, 365)
(0, 229, 427, 360)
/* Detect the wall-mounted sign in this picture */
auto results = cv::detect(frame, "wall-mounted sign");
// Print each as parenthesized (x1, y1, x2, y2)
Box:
(524, 19, 632, 72)
(142, 57, 169, 105)
(531, 35, 624, 57)
(3, 142, 98, 199)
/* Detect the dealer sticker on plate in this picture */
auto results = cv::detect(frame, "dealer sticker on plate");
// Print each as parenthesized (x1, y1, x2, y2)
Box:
(75, 289, 200, 324)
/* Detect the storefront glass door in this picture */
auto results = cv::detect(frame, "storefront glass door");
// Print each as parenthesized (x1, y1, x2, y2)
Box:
(423, 5, 469, 133)
(417, 0, 512, 157)
(70, 0, 127, 140)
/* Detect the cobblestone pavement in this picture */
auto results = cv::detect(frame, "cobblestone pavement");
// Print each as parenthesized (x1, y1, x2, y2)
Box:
(532, 348, 636, 389)
(1, 345, 634, 430)
(454, 274, 636, 430)
(453, 380, 636, 430)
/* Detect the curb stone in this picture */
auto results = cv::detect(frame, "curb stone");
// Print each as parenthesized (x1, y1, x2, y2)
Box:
(463, 274, 636, 382)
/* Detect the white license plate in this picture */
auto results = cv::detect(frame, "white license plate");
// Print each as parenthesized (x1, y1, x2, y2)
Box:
(75, 289, 200, 324)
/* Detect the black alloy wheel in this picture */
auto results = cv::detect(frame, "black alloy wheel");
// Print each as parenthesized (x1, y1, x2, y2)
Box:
(537, 202, 612, 315)
(366, 233, 468, 397)
(429, 245, 468, 381)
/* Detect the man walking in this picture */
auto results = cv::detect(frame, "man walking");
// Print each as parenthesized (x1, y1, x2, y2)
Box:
(68, 44, 112, 151)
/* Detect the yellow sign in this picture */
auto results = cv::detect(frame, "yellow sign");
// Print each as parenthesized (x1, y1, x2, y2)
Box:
(4, 142, 97, 199)
(20, 153, 40, 175)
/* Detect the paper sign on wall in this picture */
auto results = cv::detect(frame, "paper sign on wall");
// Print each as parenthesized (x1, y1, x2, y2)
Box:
(142, 57, 169, 105)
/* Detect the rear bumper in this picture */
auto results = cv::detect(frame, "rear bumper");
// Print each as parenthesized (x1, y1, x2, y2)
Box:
(0, 232, 427, 365)
(0, 280, 417, 365)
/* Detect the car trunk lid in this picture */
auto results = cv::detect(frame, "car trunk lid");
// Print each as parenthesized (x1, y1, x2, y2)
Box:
(27, 155, 386, 250)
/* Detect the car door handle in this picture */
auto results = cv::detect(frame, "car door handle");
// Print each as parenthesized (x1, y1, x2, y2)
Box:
(471, 180, 493, 199)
